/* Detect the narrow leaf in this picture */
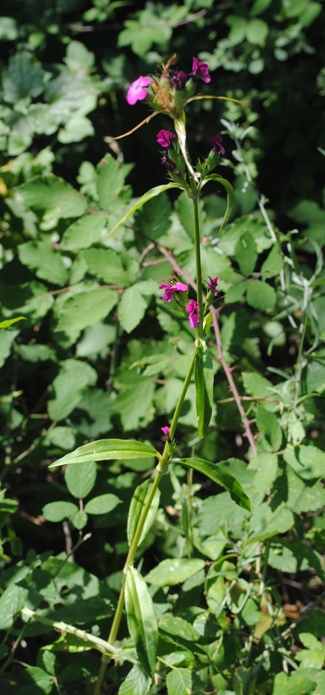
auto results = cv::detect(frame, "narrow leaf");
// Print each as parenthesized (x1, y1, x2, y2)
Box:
(0, 316, 25, 329)
(176, 457, 251, 511)
(202, 174, 235, 232)
(195, 342, 214, 438)
(107, 183, 183, 238)
(125, 566, 158, 678)
(127, 479, 160, 547)
(49, 439, 159, 468)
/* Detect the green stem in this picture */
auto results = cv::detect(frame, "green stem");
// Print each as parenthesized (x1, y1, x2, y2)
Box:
(192, 197, 204, 336)
(94, 347, 198, 695)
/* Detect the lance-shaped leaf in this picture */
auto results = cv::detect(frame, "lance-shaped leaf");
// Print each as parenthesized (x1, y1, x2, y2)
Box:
(175, 457, 251, 511)
(127, 479, 160, 548)
(107, 183, 183, 238)
(202, 174, 235, 232)
(49, 439, 159, 468)
(0, 317, 25, 329)
(195, 341, 214, 439)
(125, 566, 158, 678)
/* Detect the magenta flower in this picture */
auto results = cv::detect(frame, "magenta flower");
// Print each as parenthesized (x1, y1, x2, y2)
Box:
(126, 76, 151, 105)
(210, 134, 225, 155)
(171, 70, 187, 90)
(207, 276, 219, 296)
(186, 299, 199, 328)
(157, 130, 176, 149)
(191, 57, 211, 84)
(160, 281, 188, 303)
(161, 425, 171, 437)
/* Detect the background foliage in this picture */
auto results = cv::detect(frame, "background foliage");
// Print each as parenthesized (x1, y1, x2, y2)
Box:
(0, 1, 324, 694)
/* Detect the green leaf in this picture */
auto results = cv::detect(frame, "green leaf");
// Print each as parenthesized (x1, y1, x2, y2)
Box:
(0, 329, 19, 368)
(202, 174, 235, 232)
(118, 663, 152, 695)
(260, 243, 284, 278)
(195, 342, 214, 438)
(49, 439, 159, 468)
(125, 566, 158, 677)
(112, 376, 156, 431)
(82, 248, 138, 285)
(0, 583, 28, 630)
(16, 175, 87, 219)
(56, 288, 118, 343)
(249, 502, 294, 542)
(0, 317, 25, 329)
(246, 279, 276, 310)
(16, 666, 54, 695)
(42, 501, 79, 522)
(65, 460, 97, 499)
(84, 493, 121, 515)
(47, 359, 97, 421)
(283, 444, 325, 480)
(159, 615, 201, 642)
(70, 510, 88, 530)
(146, 558, 205, 587)
(177, 457, 251, 511)
(235, 230, 257, 276)
(246, 18, 269, 45)
(61, 213, 108, 251)
(256, 405, 282, 450)
(18, 241, 68, 286)
(166, 668, 196, 695)
(3, 51, 44, 102)
(107, 183, 183, 238)
(96, 154, 132, 212)
(118, 283, 156, 333)
(127, 479, 160, 547)
(272, 671, 316, 695)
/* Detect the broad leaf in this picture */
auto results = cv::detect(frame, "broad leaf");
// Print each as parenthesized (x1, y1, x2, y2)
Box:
(146, 558, 205, 587)
(42, 501, 79, 522)
(177, 457, 251, 511)
(246, 279, 276, 310)
(17, 175, 87, 219)
(49, 439, 159, 468)
(96, 153, 132, 212)
(65, 460, 97, 499)
(84, 494, 121, 515)
(18, 240, 68, 286)
(56, 287, 118, 343)
(125, 566, 158, 677)
(235, 230, 257, 276)
(62, 213, 108, 251)
(47, 359, 97, 421)
(118, 663, 152, 695)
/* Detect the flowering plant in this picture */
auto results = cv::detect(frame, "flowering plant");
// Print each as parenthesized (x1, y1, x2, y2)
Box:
(50, 55, 249, 695)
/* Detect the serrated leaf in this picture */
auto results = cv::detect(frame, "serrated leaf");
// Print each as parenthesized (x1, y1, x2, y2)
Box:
(118, 285, 149, 333)
(96, 154, 132, 212)
(56, 288, 118, 342)
(166, 668, 194, 695)
(16, 175, 87, 219)
(146, 558, 205, 587)
(42, 501, 79, 522)
(112, 377, 156, 431)
(246, 279, 276, 310)
(47, 359, 97, 421)
(61, 213, 108, 251)
(195, 342, 214, 438)
(0, 329, 19, 367)
(235, 230, 257, 276)
(125, 566, 158, 677)
(0, 583, 28, 630)
(64, 460, 97, 499)
(3, 51, 44, 103)
(249, 502, 294, 542)
(261, 243, 284, 278)
(16, 666, 53, 695)
(177, 457, 251, 511)
(127, 479, 160, 547)
(84, 493, 121, 515)
(82, 248, 137, 285)
(118, 663, 152, 695)
(49, 439, 159, 468)
(18, 240, 68, 286)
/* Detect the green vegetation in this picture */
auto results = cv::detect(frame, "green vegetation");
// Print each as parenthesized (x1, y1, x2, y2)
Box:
(0, 2, 324, 694)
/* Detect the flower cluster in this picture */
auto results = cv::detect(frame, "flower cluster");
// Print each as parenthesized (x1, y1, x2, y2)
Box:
(126, 55, 211, 119)
(159, 276, 219, 329)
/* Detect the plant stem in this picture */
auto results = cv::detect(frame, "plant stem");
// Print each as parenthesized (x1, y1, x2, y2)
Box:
(192, 197, 204, 336)
(21, 608, 116, 654)
(94, 347, 197, 694)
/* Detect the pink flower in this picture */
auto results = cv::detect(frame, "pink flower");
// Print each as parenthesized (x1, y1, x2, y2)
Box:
(170, 70, 187, 90)
(210, 134, 225, 155)
(126, 76, 151, 105)
(161, 425, 171, 437)
(186, 299, 199, 328)
(191, 57, 211, 84)
(207, 276, 219, 296)
(160, 281, 188, 303)
(157, 129, 176, 149)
